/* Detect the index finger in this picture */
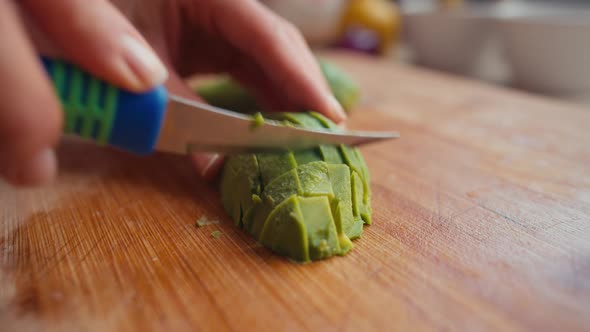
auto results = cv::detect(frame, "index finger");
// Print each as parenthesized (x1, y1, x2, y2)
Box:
(204, 0, 347, 123)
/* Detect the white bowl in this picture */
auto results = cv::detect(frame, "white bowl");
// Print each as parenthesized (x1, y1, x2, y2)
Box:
(402, 7, 495, 75)
(261, 0, 348, 47)
(495, 3, 590, 96)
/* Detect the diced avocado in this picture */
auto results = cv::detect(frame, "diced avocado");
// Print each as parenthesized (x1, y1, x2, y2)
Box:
(298, 196, 341, 261)
(319, 145, 344, 164)
(263, 168, 302, 206)
(241, 195, 261, 230)
(340, 145, 365, 182)
(256, 153, 298, 187)
(248, 202, 272, 239)
(251, 112, 265, 130)
(221, 154, 261, 227)
(259, 195, 309, 262)
(297, 162, 333, 199)
(276, 112, 325, 129)
(219, 112, 372, 262)
(328, 164, 362, 240)
(351, 171, 363, 219)
(294, 149, 323, 166)
(249, 169, 301, 238)
(332, 201, 354, 253)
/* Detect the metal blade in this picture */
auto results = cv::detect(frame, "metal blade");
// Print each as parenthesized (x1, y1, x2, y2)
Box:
(155, 95, 399, 155)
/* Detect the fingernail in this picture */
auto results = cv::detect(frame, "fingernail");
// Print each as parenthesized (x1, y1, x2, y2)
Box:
(191, 153, 224, 179)
(200, 154, 223, 178)
(8, 148, 57, 186)
(119, 35, 168, 91)
(328, 95, 347, 123)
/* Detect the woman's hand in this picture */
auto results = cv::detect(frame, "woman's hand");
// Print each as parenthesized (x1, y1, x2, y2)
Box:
(0, 0, 345, 186)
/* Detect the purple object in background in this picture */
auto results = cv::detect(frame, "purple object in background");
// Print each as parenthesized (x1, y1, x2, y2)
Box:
(336, 25, 381, 55)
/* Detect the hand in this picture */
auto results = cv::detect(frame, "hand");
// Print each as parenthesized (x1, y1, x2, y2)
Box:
(0, 0, 346, 186)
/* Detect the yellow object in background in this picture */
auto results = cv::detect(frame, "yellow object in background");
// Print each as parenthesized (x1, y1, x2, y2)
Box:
(439, 0, 465, 9)
(338, 0, 401, 55)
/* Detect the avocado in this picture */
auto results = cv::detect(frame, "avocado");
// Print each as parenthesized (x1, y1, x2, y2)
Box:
(196, 59, 360, 113)
(219, 112, 371, 262)
(196, 76, 259, 114)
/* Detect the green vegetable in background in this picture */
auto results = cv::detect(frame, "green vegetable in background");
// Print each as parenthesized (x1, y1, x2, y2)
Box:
(220, 112, 371, 262)
(196, 59, 360, 113)
(318, 60, 360, 113)
(196, 76, 259, 114)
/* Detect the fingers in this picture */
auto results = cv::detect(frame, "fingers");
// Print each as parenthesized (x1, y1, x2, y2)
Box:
(229, 62, 293, 112)
(21, 0, 168, 92)
(0, 2, 61, 186)
(208, 0, 346, 123)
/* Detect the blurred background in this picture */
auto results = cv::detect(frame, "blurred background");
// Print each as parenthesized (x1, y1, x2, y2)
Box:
(261, 0, 590, 105)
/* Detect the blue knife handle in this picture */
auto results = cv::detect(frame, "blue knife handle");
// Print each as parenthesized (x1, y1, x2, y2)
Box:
(40, 56, 168, 155)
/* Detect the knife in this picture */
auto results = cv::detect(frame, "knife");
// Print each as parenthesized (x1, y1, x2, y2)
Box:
(41, 56, 398, 155)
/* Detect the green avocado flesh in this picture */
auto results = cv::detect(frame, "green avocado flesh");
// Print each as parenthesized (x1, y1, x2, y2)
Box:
(220, 112, 371, 262)
(196, 59, 360, 113)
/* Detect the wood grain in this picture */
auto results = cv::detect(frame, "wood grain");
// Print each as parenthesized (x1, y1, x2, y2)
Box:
(1, 52, 589, 332)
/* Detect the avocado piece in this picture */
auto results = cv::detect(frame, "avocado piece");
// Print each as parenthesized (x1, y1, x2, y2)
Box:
(328, 164, 362, 240)
(219, 112, 372, 262)
(294, 149, 323, 166)
(341, 146, 372, 225)
(249, 168, 300, 238)
(220, 154, 261, 227)
(259, 195, 309, 262)
(263, 168, 302, 207)
(277, 112, 326, 128)
(256, 153, 298, 187)
(319, 145, 344, 164)
(251, 112, 265, 130)
(298, 196, 341, 261)
(297, 162, 334, 198)
(196, 60, 360, 113)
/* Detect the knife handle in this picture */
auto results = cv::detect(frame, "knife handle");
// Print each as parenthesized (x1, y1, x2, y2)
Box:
(40, 56, 168, 155)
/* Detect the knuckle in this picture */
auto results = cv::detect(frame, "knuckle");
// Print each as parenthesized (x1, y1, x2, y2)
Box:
(260, 20, 300, 54)
(282, 21, 302, 39)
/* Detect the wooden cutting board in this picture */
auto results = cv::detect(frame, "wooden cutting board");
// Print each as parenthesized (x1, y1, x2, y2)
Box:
(1, 52, 589, 332)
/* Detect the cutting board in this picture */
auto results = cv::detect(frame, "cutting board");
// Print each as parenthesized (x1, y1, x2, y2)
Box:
(1, 52, 589, 332)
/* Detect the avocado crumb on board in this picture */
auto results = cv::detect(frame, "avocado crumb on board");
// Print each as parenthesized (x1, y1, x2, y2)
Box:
(211, 230, 222, 239)
(195, 215, 219, 227)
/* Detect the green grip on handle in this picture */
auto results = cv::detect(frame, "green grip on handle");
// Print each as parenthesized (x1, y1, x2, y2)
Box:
(42, 57, 119, 145)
